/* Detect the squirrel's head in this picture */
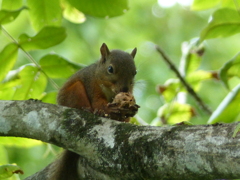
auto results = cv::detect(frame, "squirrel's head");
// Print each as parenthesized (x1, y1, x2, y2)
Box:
(96, 43, 137, 102)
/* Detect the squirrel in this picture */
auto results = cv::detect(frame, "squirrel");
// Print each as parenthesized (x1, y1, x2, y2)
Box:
(48, 43, 138, 180)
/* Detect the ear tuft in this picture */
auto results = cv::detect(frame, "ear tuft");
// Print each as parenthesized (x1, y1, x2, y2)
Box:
(100, 43, 110, 63)
(131, 48, 137, 58)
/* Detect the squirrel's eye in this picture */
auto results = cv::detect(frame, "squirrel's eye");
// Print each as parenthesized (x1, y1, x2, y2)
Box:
(107, 66, 114, 74)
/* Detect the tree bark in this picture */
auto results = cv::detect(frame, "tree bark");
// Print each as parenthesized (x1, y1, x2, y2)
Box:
(0, 100, 240, 180)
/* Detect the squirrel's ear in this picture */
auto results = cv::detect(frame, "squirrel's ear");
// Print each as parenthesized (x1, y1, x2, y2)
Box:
(131, 48, 137, 58)
(100, 43, 110, 63)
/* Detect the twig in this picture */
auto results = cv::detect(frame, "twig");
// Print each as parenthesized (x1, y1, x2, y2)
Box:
(1, 26, 59, 90)
(156, 45, 212, 115)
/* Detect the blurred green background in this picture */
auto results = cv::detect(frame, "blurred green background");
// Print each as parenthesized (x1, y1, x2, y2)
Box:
(1, 0, 240, 179)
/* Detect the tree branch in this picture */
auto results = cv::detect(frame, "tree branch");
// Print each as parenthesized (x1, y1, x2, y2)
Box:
(156, 45, 212, 115)
(0, 100, 239, 180)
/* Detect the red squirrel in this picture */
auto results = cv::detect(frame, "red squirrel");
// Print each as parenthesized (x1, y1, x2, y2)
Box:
(48, 43, 138, 179)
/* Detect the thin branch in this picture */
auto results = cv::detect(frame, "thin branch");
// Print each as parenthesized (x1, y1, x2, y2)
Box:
(1, 26, 59, 90)
(156, 45, 212, 115)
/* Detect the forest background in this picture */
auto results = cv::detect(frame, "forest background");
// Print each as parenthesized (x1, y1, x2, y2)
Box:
(1, 0, 240, 179)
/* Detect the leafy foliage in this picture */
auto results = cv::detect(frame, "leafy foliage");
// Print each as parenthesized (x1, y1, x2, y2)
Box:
(27, 0, 62, 31)
(200, 8, 240, 41)
(0, 164, 23, 179)
(191, 0, 240, 10)
(0, 43, 18, 82)
(191, 0, 240, 124)
(12, 65, 47, 100)
(0, 7, 27, 25)
(18, 26, 66, 50)
(220, 53, 240, 89)
(0, 137, 42, 147)
(156, 39, 216, 123)
(154, 0, 240, 125)
(191, 0, 220, 10)
(1, 0, 22, 10)
(66, 0, 129, 18)
(208, 84, 240, 124)
(1, 0, 240, 178)
(39, 54, 84, 78)
(157, 102, 194, 125)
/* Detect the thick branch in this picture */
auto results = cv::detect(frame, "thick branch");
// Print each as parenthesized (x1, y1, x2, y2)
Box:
(0, 100, 240, 180)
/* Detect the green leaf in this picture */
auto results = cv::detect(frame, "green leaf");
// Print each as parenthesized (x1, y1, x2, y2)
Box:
(222, 0, 240, 9)
(18, 26, 66, 51)
(0, 43, 18, 82)
(0, 79, 21, 100)
(27, 0, 62, 31)
(62, 0, 86, 24)
(184, 53, 202, 74)
(208, 84, 240, 124)
(0, 164, 23, 179)
(129, 117, 143, 125)
(157, 102, 194, 125)
(0, 137, 42, 147)
(40, 92, 57, 104)
(200, 8, 240, 41)
(219, 53, 240, 89)
(180, 38, 203, 75)
(191, 0, 221, 11)
(0, 7, 27, 25)
(39, 54, 84, 78)
(186, 70, 213, 90)
(0, 69, 22, 100)
(158, 71, 214, 102)
(0, 145, 8, 164)
(12, 65, 47, 100)
(191, 0, 240, 10)
(2, 0, 23, 10)
(191, 0, 220, 10)
(158, 79, 180, 102)
(66, 0, 129, 18)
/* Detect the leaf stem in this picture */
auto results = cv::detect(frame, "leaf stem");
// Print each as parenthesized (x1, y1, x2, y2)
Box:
(1, 26, 59, 90)
(156, 45, 212, 115)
